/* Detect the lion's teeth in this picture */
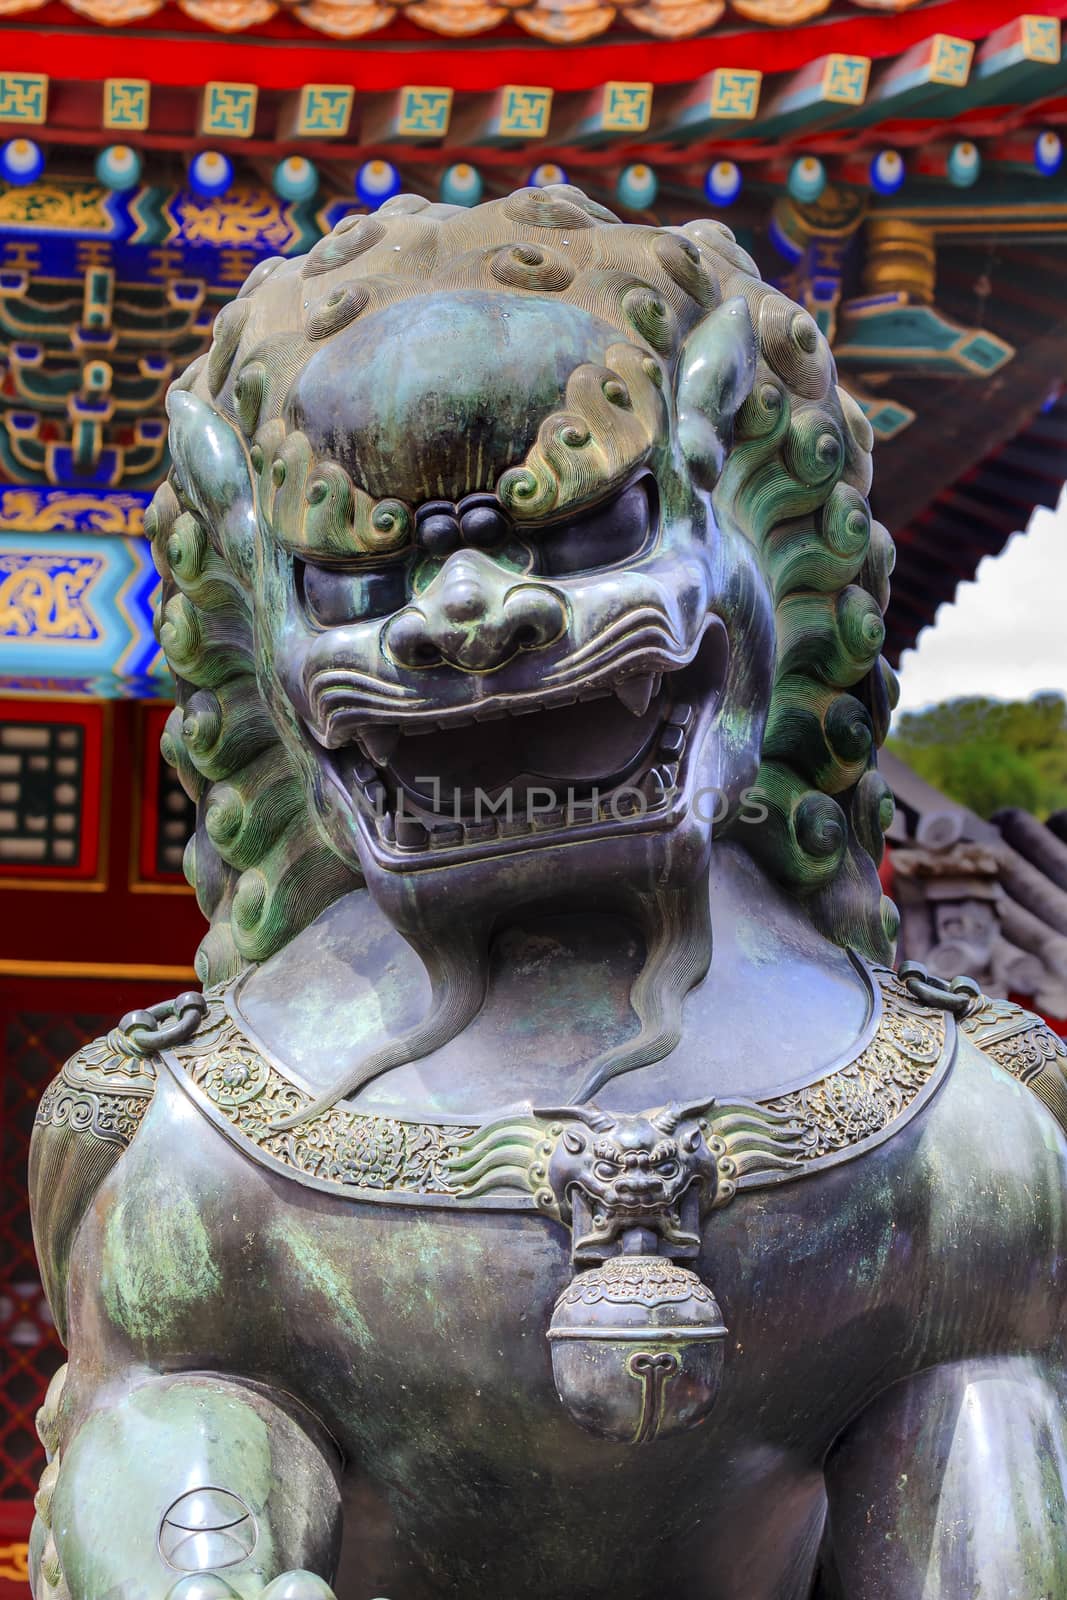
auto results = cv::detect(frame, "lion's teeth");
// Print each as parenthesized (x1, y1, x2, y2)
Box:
(615, 674, 654, 717)
(395, 816, 429, 848)
(465, 816, 500, 841)
(642, 768, 668, 805)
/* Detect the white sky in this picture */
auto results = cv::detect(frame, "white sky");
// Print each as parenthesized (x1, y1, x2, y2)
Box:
(892, 488, 1067, 716)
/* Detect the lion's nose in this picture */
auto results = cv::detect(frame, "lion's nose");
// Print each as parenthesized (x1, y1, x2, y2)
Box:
(615, 1175, 663, 1202)
(440, 571, 488, 627)
(384, 551, 564, 672)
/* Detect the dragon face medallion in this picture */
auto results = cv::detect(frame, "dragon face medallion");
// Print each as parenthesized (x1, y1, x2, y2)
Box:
(543, 1103, 721, 1263)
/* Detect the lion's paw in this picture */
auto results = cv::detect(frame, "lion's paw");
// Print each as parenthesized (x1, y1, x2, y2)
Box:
(166, 1572, 338, 1600)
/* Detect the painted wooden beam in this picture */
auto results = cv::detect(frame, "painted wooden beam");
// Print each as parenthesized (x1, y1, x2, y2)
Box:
(277, 85, 355, 140)
(487, 85, 554, 142)
(897, 15, 1064, 119)
(198, 82, 258, 140)
(832, 33, 974, 130)
(0, 0, 1051, 98)
(0, 74, 47, 126)
(972, 14, 1063, 99)
(548, 82, 654, 144)
(447, 86, 554, 146)
(648, 67, 762, 141)
(910, 139, 984, 185)
(102, 79, 150, 133)
(0, 529, 162, 685)
(360, 87, 454, 144)
(985, 127, 1064, 178)
(750, 54, 870, 139)
(870, 179, 1067, 240)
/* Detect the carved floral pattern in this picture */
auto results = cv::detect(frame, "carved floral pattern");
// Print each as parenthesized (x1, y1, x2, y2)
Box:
(960, 994, 1067, 1101)
(34, 1026, 158, 1150)
(35, 1077, 153, 1145)
(173, 1001, 474, 1193)
(63, 1029, 159, 1091)
(555, 1256, 718, 1310)
(165, 967, 948, 1203)
(763, 968, 944, 1159)
(33, 973, 1065, 1243)
(986, 1024, 1067, 1084)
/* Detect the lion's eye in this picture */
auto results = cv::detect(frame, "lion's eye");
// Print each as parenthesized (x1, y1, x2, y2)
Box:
(298, 559, 407, 628)
(594, 1160, 620, 1181)
(657, 1161, 679, 1179)
(535, 477, 655, 578)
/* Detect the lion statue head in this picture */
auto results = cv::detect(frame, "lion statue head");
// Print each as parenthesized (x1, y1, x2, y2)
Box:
(150, 184, 898, 1105)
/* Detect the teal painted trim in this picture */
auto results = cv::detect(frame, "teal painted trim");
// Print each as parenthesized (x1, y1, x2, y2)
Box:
(834, 299, 1015, 376)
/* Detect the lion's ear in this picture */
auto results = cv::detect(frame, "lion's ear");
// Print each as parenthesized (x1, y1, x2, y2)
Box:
(166, 388, 256, 582)
(674, 296, 757, 489)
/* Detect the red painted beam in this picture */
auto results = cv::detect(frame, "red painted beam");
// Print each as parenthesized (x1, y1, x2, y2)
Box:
(0, 0, 1064, 94)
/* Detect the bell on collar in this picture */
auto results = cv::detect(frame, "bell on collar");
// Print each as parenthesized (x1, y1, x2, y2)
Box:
(547, 1250, 727, 1445)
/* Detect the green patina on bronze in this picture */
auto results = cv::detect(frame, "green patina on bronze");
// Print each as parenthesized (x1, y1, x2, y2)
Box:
(100, 1159, 222, 1345)
(264, 1221, 375, 1352)
(24, 186, 1067, 1600)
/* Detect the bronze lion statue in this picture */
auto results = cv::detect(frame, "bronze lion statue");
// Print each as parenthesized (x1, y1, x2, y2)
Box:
(27, 185, 1067, 1600)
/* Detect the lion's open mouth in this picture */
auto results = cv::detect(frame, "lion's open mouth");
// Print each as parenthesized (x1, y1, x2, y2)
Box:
(315, 620, 728, 863)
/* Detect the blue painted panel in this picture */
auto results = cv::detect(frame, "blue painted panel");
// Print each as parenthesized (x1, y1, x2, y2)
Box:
(0, 530, 164, 684)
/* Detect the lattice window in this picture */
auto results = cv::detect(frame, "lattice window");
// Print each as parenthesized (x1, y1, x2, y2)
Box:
(0, 1014, 105, 1501)
(0, 701, 105, 884)
(0, 722, 83, 868)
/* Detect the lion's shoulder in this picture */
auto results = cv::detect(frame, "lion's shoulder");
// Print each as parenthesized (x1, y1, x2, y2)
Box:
(959, 991, 1067, 1131)
(29, 1024, 160, 1342)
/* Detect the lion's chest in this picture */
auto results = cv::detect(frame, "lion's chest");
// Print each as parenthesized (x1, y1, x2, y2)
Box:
(92, 1075, 978, 1599)
(245, 1177, 900, 1600)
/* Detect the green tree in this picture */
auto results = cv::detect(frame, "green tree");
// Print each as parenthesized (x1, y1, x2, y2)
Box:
(887, 692, 1067, 819)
